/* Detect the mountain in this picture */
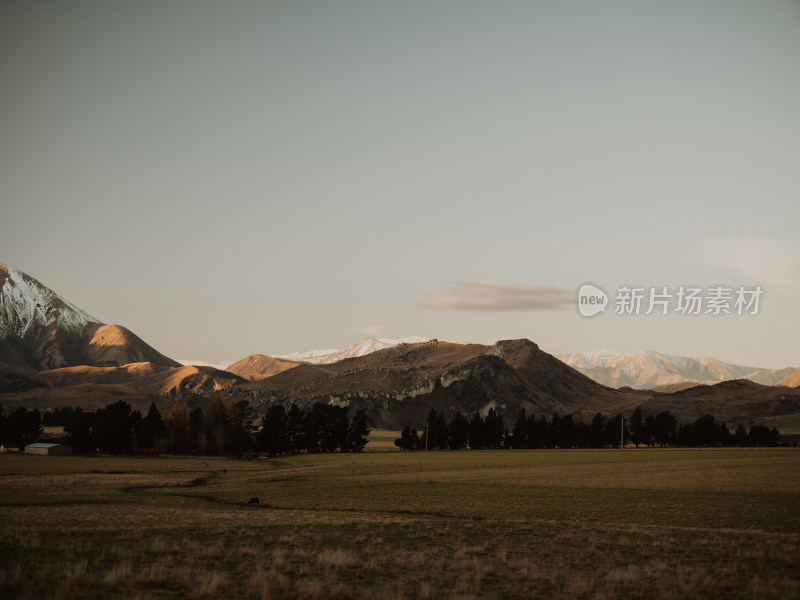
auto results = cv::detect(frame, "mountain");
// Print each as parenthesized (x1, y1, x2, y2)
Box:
(636, 379, 800, 428)
(272, 336, 429, 365)
(226, 354, 300, 381)
(232, 339, 800, 429)
(778, 371, 800, 388)
(556, 350, 797, 389)
(0, 263, 180, 373)
(1, 362, 245, 412)
(0, 263, 243, 412)
(239, 338, 645, 429)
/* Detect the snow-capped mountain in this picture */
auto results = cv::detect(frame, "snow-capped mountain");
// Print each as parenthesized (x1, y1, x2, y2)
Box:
(273, 336, 429, 365)
(0, 262, 179, 373)
(0, 263, 100, 341)
(556, 350, 797, 389)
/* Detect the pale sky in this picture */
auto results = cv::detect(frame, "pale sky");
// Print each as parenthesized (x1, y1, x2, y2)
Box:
(1, 1, 799, 368)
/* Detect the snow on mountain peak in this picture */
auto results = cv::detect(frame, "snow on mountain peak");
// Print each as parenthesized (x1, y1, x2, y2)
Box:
(272, 336, 430, 365)
(0, 263, 101, 340)
(555, 349, 776, 389)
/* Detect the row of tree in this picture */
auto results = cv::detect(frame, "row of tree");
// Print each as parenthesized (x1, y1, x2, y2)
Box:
(1, 396, 370, 456)
(395, 407, 783, 450)
(0, 405, 43, 448)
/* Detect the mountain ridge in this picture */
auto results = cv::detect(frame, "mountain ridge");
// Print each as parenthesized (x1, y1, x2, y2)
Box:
(557, 349, 799, 389)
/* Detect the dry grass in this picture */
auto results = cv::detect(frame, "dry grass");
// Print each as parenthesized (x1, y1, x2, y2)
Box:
(0, 449, 798, 599)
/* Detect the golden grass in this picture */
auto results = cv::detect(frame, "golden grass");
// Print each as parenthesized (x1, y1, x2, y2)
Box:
(0, 449, 798, 599)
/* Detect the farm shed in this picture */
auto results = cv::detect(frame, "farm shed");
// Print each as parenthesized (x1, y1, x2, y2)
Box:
(24, 443, 72, 456)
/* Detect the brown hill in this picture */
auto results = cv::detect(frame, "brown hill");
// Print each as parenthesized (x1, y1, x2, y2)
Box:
(226, 354, 300, 381)
(0, 362, 245, 413)
(777, 370, 800, 388)
(0, 263, 180, 373)
(239, 339, 647, 429)
(636, 379, 800, 427)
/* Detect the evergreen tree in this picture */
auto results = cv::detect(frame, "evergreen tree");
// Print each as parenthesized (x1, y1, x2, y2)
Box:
(286, 403, 306, 454)
(734, 423, 748, 446)
(258, 404, 287, 455)
(93, 401, 136, 454)
(5, 407, 42, 447)
(226, 398, 257, 457)
(138, 403, 165, 449)
(629, 407, 644, 448)
(589, 412, 605, 448)
(346, 408, 370, 452)
(448, 412, 470, 450)
(511, 408, 528, 449)
(469, 412, 486, 449)
(653, 411, 677, 447)
(64, 407, 94, 453)
(642, 415, 656, 447)
(394, 425, 413, 450)
(484, 408, 504, 449)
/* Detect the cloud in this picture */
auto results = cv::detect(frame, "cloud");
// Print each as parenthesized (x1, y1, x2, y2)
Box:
(359, 324, 387, 336)
(692, 237, 800, 296)
(419, 282, 575, 311)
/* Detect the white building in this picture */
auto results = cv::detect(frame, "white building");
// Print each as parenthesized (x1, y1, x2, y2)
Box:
(24, 443, 72, 456)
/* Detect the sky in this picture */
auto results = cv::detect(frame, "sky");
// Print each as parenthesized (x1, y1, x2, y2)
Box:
(1, 1, 799, 368)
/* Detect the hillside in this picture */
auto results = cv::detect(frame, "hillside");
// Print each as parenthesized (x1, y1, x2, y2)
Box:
(0, 263, 180, 372)
(637, 380, 800, 427)
(226, 354, 300, 380)
(557, 349, 797, 389)
(240, 339, 647, 429)
(0, 362, 245, 412)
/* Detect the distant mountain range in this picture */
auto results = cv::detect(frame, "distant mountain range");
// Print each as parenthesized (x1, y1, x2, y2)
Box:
(272, 336, 429, 365)
(556, 350, 800, 389)
(224, 337, 431, 381)
(2, 262, 799, 427)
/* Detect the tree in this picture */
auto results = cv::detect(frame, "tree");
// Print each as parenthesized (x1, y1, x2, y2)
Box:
(395, 425, 417, 451)
(484, 408, 504, 449)
(589, 413, 605, 448)
(642, 415, 656, 447)
(93, 401, 137, 454)
(203, 394, 228, 454)
(629, 407, 644, 448)
(511, 408, 528, 449)
(559, 414, 577, 449)
(734, 423, 748, 447)
(189, 407, 204, 453)
(653, 411, 677, 447)
(138, 403, 165, 449)
(469, 412, 486, 449)
(448, 412, 470, 450)
(163, 402, 191, 454)
(285, 404, 306, 454)
(5, 407, 42, 447)
(226, 398, 257, 457)
(64, 407, 94, 452)
(748, 424, 781, 447)
(346, 408, 370, 452)
(257, 404, 287, 455)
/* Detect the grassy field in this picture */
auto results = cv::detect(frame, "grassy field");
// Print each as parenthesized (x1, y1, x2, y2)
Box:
(1, 449, 798, 600)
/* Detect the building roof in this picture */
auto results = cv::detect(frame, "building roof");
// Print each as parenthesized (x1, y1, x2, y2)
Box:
(25, 443, 65, 449)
